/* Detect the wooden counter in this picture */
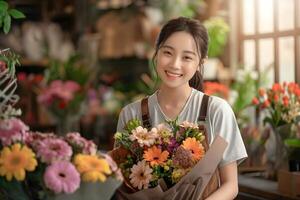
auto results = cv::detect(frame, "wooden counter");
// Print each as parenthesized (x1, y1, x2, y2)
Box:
(237, 175, 300, 200)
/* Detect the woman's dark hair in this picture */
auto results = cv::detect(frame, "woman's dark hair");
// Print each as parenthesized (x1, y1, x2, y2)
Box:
(152, 17, 209, 91)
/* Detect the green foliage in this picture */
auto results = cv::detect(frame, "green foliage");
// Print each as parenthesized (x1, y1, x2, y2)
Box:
(44, 55, 90, 86)
(0, 1, 25, 34)
(0, 48, 20, 75)
(204, 17, 229, 58)
(125, 119, 142, 133)
(148, 0, 204, 22)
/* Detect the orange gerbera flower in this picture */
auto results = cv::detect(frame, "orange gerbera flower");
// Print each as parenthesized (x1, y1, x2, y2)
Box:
(182, 137, 205, 161)
(143, 146, 169, 166)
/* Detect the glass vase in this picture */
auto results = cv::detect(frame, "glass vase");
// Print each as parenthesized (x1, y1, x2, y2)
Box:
(265, 124, 290, 179)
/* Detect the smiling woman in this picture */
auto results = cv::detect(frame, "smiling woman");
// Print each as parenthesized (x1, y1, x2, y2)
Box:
(113, 17, 247, 200)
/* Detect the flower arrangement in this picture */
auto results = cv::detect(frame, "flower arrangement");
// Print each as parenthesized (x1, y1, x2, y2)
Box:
(111, 119, 227, 199)
(252, 82, 300, 174)
(0, 129, 123, 200)
(252, 82, 300, 130)
(38, 55, 90, 135)
(113, 119, 205, 191)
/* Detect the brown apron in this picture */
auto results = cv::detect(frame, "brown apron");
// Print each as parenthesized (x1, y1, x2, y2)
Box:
(141, 94, 220, 199)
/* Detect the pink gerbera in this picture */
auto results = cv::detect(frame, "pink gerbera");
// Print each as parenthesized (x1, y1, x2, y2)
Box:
(0, 118, 29, 145)
(44, 161, 80, 194)
(36, 138, 72, 164)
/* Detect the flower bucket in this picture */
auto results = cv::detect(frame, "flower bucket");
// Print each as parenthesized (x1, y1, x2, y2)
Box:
(48, 178, 122, 200)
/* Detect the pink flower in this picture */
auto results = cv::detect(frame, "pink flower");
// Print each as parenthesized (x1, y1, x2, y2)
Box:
(36, 138, 72, 164)
(0, 118, 29, 145)
(38, 80, 81, 106)
(65, 132, 97, 155)
(25, 131, 56, 149)
(44, 161, 80, 194)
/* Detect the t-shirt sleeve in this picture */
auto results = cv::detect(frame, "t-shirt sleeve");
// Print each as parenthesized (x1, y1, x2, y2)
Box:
(209, 97, 248, 167)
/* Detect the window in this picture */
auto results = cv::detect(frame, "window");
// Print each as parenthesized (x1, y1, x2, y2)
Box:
(238, 0, 300, 84)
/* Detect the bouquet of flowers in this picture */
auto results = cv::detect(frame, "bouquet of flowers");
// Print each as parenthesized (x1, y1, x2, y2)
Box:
(252, 82, 300, 131)
(38, 55, 90, 135)
(252, 82, 300, 174)
(111, 119, 227, 200)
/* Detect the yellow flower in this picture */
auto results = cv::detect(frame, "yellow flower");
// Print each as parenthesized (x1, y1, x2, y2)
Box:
(0, 143, 37, 181)
(74, 154, 111, 182)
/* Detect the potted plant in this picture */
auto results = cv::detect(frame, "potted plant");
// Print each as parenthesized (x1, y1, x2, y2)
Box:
(203, 17, 229, 80)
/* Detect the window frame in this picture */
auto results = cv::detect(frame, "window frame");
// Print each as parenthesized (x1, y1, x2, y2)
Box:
(237, 0, 300, 83)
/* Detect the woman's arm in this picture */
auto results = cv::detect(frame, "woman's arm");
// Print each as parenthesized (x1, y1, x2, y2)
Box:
(205, 161, 239, 200)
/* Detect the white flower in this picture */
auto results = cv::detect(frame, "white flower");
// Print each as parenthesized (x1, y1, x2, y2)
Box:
(129, 160, 153, 190)
(129, 126, 158, 147)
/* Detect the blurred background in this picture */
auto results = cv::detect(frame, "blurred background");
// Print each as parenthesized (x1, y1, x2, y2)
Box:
(0, 0, 300, 199)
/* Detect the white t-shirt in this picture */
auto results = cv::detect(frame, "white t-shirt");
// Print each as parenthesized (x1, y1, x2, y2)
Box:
(117, 88, 248, 167)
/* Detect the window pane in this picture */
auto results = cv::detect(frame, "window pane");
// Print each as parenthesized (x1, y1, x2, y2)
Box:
(279, 37, 295, 82)
(243, 0, 255, 35)
(278, 0, 294, 31)
(259, 39, 274, 86)
(258, 0, 274, 33)
(243, 40, 255, 70)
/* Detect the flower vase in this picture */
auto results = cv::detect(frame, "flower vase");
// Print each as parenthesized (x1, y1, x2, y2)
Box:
(47, 178, 122, 200)
(265, 124, 290, 179)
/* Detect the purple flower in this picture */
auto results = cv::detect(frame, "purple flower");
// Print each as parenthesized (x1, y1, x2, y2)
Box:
(0, 118, 29, 145)
(167, 137, 180, 153)
(44, 161, 80, 194)
(36, 138, 72, 164)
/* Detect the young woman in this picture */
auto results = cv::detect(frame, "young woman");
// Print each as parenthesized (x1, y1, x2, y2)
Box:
(116, 17, 247, 200)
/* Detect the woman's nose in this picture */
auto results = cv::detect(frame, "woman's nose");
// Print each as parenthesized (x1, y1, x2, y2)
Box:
(170, 56, 181, 69)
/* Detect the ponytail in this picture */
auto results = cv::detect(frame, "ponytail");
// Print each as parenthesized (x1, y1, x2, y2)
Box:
(189, 62, 204, 91)
(189, 70, 203, 92)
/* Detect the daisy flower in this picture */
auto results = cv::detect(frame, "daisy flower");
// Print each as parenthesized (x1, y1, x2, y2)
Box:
(129, 126, 158, 147)
(74, 154, 111, 182)
(36, 138, 72, 164)
(0, 118, 29, 145)
(0, 143, 37, 181)
(143, 146, 169, 166)
(182, 137, 205, 161)
(129, 160, 153, 190)
(44, 161, 80, 194)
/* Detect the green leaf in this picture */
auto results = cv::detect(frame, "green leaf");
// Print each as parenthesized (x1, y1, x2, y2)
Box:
(3, 14, 11, 34)
(0, 1, 8, 13)
(9, 9, 25, 19)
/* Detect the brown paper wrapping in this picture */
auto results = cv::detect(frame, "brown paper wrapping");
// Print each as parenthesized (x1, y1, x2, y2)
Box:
(116, 135, 228, 200)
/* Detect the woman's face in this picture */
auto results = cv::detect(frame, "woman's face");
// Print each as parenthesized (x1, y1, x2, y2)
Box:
(156, 31, 200, 89)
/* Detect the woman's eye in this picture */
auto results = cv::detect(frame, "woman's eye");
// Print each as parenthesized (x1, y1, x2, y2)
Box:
(183, 56, 192, 61)
(163, 51, 172, 55)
